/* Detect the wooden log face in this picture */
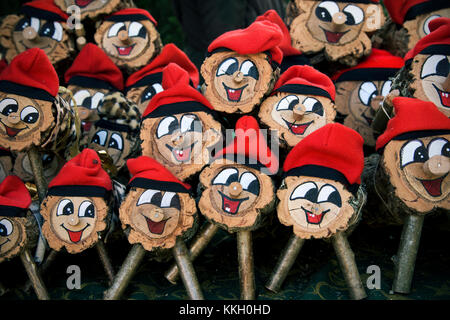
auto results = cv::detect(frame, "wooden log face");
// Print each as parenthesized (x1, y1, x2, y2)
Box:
(277, 176, 355, 239)
(120, 188, 196, 250)
(126, 84, 162, 115)
(201, 51, 277, 114)
(382, 136, 450, 213)
(41, 195, 108, 254)
(410, 54, 450, 117)
(13, 151, 64, 183)
(289, 1, 384, 62)
(140, 112, 222, 181)
(258, 92, 336, 148)
(335, 80, 392, 146)
(199, 160, 275, 231)
(0, 15, 73, 65)
(0, 92, 54, 152)
(0, 156, 13, 183)
(54, 0, 122, 20)
(403, 8, 450, 52)
(0, 216, 27, 262)
(94, 20, 160, 69)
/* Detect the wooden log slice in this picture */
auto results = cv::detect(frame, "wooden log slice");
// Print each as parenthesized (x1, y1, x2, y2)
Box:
(54, 0, 127, 21)
(13, 151, 64, 184)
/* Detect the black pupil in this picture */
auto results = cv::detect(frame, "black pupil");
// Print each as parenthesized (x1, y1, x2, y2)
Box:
(170, 194, 181, 210)
(304, 188, 319, 202)
(42, 154, 53, 165)
(137, 26, 147, 38)
(109, 138, 119, 149)
(443, 142, 450, 157)
(344, 12, 355, 25)
(141, 85, 159, 103)
(288, 99, 299, 110)
(168, 120, 179, 135)
(82, 96, 93, 109)
(328, 191, 342, 207)
(316, 7, 332, 22)
(15, 18, 30, 31)
(225, 173, 239, 185)
(62, 202, 74, 216)
(39, 22, 55, 38)
(82, 204, 95, 218)
(414, 146, 429, 163)
(2, 104, 18, 116)
(225, 61, 239, 75)
(0, 223, 9, 236)
(312, 101, 324, 116)
(245, 65, 259, 80)
(436, 58, 449, 77)
(245, 180, 260, 196)
(366, 91, 379, 106)
(92, 133, 103, 145)
(23, 112, 39, 124)
(151, 192, 163, 206)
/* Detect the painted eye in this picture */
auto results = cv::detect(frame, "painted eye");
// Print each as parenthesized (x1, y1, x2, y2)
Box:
(421, 55, 449, 79)
(343, 4, 364, 25)
(423, 15, 441, 35)
(0, 98, 18, 116)
(156, 116, 178, 139)
(316, 1, 339, 22)
(303, 97, 324, 116)
(358, 82, 378, 106)
(128, 21, 147, 38)
(290, 182, 318, 202)
(15, 17, 31, 31)
(180, 114, 202, 133)
(108, 22, 126, 38)
(39, 21, 63, 41)
(141, 83, 163, 103)
(276, 95, 299, 111)
(91, 130, 108, 146)
(137, 189, 162, 206)
(72, 90, 91, 108)
(317, 184, 341, 207)
(212, 168, 239, 185)
(216, 58, 238, 76)
(42, 153, 54, 166)
(78, 200, 95, 218)
(56, 199, 74, 216)
(428, 138, 450, 158)
(240, 60, 259, 80)
(400, 140, 428, 168)
(381, 81, 392, 97)
(108, 132, 123, 151)
(0, 219, 13, 237)
(20, 106, 39, 124)
(91, 92, 105, 110)
(239, 172, 259, 196)
(160, 192, 181, 210)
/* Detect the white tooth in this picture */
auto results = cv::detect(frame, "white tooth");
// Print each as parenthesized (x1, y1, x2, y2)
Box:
(225, 207, 230, 212)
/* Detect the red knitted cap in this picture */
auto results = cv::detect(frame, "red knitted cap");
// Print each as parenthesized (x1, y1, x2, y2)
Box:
(208, 20, 284, 65)
(284, 123, 364, 187)
(0, 175, 31, 210)
(22, 0, 69, 21)
(376, 97, 450, 150)
(105, 8, 157, 26)
(384, 0, 449, 25)
(64, 43, 124, 91)
(0, 60, 7, 74)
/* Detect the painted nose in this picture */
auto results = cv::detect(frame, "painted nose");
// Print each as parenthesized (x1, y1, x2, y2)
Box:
(118, 30, 130, 45)
(150, 208, 164, 222)
(68, 215, 80, 227)
(293, 104, 306, 120)
(171, 132, 184, 146)
(423, 155, 450, 176)
(370, 95, 385, 111)
(22, 26, 38, 41)
(234, 71, 244, 83)
(77, 107, 90, 120)
(7, 113, 20, 124)
(332, 12, 347, 27)
(229, 181, 243, 198)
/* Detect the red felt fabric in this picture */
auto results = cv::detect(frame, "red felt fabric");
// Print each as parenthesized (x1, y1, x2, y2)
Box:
(23, 0, 69, 21)
(106, 8, 157, 26)
(0, 175, 31, 209)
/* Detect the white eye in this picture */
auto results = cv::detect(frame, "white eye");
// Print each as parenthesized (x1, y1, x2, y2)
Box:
(91, 130, 108, 146)
(52, 22, 63, 41)
(212, 168, 239, 185)
(128, 21, 145, 37)
(31, 17, 40, 33)
(343, 4, 364, 25)
(56, 199, 74, 216)
(400, 140, 427, 168)
(423, 15, 440, 35)
(20, 106, 39, 124)
(421, 55, 449, 79)
(0, 218, 13, 236)
(78, 200, 95, 218)
(152, 83, 163, 94)
(0, 98, 18, 114)
(107, 22, 125, 38)
(290, 182, 318, 200)
(156, 116, 177, 139)
(358, 82, 378, 106)
(137, 189, 160, 206)
(216, 58, 238, 76)
(428, 138, 449, 158)
(72, 90, 91, 107)
(240, 60, 259, 80)
(161, 192, 176, 208)
(91, 92, 105, 110)
(239, 172, 257, 189)
(317, 1, 340, 19)
(303, 97, 320, 112)
(180, 114, 201, 133)
(108, 133, 123, 151)
(318, 184, 342, 207)
(381, 81, 392, 97)
(276, 95, 299, 111)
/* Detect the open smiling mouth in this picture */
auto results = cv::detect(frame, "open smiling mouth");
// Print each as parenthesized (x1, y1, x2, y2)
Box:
(283, 119, 313, 135)
(302, 206, 329, 225)
(222, 83, 248, 102)
(75, 0, 94, 8)
(144, 215, 170, 235)
(61, 224, 90, 243)
(114, 44, 136, 56)
(0, 238, 10, 251)
(219, 191, 249, 215)
(433, 84, 450, 108)
(419, 173, 447, 197)
(1, 122, 25, 137)
(166, 142, 197, 163)
(320, 27, 349, 43)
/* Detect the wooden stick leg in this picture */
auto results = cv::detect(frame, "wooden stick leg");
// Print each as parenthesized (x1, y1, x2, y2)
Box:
(20, 248, 49, 300)
(34, 234, 47, 265)
(392, 214, 425, 294)
(96, 241, 115, 283)
(332, 232, 367, 300)
(103, 244, 146, 300)
(22, 249, 58, 293)
(265, 234, 305, 293)
(172, 238, 204, 300)
(237, 230, 255, 300)
(165, 222, 218, 284)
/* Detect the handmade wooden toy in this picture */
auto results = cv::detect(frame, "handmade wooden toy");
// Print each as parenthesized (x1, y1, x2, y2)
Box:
(0, 148, 13, 183)
(86, 91, 140, 171)
(332, 49, 404, 147)
(125, 43, 199, 114)
(94, 8, 162, 73)
(104, 156, 202, 300)
(13, 151, 64, 183)
(267, 123, 367, 300)
(200, 20, 283, 114)
(0, 0, 74, 67)
(259, 65, 336, 149)
(40, 149, 115, 281)
(0, 175, 49, 299)
(140, 63, 223, 182)
(374, 97, 449, 294)
(382, 0, 450, 57)
(54, 0, 131, 21)
(287, 0, 385, 66)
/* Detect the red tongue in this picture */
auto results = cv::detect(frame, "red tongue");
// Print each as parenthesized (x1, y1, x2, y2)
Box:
(146, 217, 167, 235)
(324, 30, 345, 43)
(5, 126, 21, 137)
(67, 229, 84, 243)
(173, 147, 191, 162)
(439, 90, 450, 107)
(82, 121, 92, 132)
(222, 196, 241, 214)
(304, 210, 323, 224)
(117, 46, 134, 56)
(290, 122, 310, 135)
(226, 88, 243, 102)
(75, 0, 93, 7)
(421, 177, 444, 197)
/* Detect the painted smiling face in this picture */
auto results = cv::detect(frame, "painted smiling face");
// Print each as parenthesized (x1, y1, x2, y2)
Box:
(410, 54, 450, 117)
(88, 127, 131, 169)
(0, 217, 27, 262)
(67, 86, 106, 127)
(382, 135, 450, 213)
(126, 81, 163, 115)
(54, 0, 122, 20)
(259, 92, 336, 148)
